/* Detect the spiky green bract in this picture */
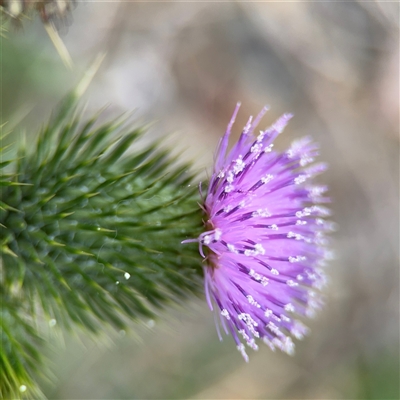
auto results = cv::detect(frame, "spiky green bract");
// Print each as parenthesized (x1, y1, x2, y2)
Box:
(0, 92, 203, 399)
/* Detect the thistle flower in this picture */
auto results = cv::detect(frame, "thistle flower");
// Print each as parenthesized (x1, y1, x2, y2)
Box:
(189, 104, 333, 361)
(1, 0, 75, 67)
(1, 0, 74, 25)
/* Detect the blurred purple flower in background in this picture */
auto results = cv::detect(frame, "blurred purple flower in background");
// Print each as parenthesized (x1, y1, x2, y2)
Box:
(189, 104, 334, 361)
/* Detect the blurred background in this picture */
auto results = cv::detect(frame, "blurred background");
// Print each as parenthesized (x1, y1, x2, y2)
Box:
(1, 1, 399, 398)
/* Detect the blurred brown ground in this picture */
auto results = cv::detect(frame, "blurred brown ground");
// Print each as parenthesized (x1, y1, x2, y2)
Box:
(2, 1, 399, 399)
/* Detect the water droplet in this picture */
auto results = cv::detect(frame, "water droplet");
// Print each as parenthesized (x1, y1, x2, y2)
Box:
(147, 319, 155, 328)
(49, 319, 57, 327)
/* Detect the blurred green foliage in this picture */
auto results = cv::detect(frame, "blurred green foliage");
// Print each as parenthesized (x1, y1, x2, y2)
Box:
(0, 31, 67, 124)
(356, 351, 400, 400)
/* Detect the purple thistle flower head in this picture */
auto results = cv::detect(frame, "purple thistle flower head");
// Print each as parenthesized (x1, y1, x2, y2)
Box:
(190, 103, 333, 361)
